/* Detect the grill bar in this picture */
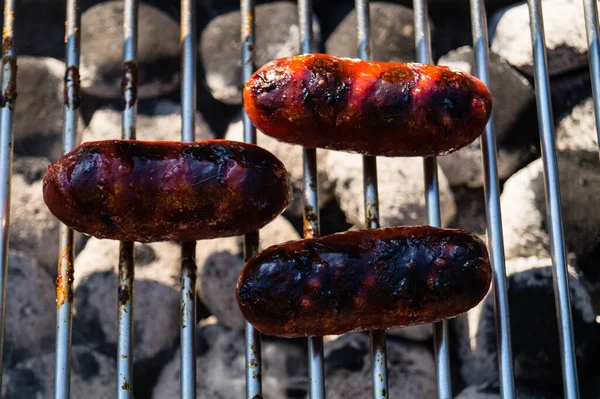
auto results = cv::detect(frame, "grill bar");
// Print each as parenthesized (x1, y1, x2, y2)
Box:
(54, 0, 81, 397)
(526, 1, 580, 397)
(412, 1, 453, 397)
(241, 1, 263, 397)
(469, 1, 517, 398)
(297, 0, 326, 397)
(179, 0, 198, 397)
(354, 2, 390, 398)
(118, 0, 139, 397)
(582, 0, 600, 157)
(0, 0, 16, 392)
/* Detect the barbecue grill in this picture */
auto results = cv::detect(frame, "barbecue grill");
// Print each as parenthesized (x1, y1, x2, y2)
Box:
(0, 0, 594, 398)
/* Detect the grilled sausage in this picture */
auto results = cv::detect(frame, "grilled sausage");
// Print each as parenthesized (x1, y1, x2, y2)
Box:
(43, 140, 292, 242)
(243, 54, 492, 157)
(237, 226, 491, 337)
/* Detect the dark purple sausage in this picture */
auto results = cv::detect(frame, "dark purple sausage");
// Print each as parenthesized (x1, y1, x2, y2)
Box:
(237, 226, 491, 337)
(243, 54, 492, 157)
(43, 140, 292, 242)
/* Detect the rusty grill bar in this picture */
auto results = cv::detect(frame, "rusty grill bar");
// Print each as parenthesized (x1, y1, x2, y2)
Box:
(0, 0, 15, 391)
(297, 0, 327, 398)
(0, 0, 588, 397)
(240, 1, 263, 398)
(54, 0, 80, 398)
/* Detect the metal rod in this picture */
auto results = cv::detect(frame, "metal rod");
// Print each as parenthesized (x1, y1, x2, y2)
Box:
(469, 1, 516, 397)
(241, 1, 262, 397)
(526, 1, 580, 397)
(180, 242, 197, 399)
(354, 2, 389, 398)
(54, 1, 81, 397)
(582, 0, 600, 158)
(297, 0, 326, 397)
(412, 1, 452, 397)
(243, 233, 262, 399)
(118, 0, 138, 397)
(180, 0, 198, 397)
(0, 0, 16, 392)
(298, 0, 325, 399)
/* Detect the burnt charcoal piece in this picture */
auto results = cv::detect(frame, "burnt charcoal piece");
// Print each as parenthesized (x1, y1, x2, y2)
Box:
(243, 54, 492, 157)
(43, 140, 291, 242)
(237, 226, 491, 338)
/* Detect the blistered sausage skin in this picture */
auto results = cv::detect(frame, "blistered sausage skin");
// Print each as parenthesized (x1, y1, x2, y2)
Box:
(43, 140, 292, 242)
(237, 226, 491, 338)
(243, 54, 492, 157)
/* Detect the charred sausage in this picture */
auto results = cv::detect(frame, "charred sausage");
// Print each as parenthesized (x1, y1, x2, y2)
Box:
(237, 226, 491, 337)
(243, 54, 492, 157)
(43, 140, 292, 242)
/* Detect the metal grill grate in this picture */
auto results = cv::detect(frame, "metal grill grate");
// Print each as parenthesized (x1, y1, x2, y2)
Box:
(0, 0, 592, 398)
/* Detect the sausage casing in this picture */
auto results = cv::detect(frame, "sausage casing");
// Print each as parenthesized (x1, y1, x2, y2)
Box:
(237, 226, 491, 337)
(243, 54, 492, 157)
(43, 140, 292, 242)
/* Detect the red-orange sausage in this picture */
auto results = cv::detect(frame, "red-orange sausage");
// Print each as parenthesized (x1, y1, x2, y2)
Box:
(237, 226, 491, 338)
(243, 54, 492, 157)
(43, 140, 292, 242)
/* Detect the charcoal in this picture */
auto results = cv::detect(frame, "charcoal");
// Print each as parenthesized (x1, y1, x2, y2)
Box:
(83, 100, 215, 142)
(500, 155, 600, 263)
(490, 0, 590, 77)
(14, 57, 86, 161)
(323, 332, 436, 398)
(325, 151, 456, 228)
(73, 272, 180, 364)
(437, 46, 537, 187)
(153, 321, 308, 398)
(455, 256, 599, 389)
(2, 345, 116, 399)
(200, 2, 321, 105)
(2, 251, 55, 367)
(197, 216, 300, 330)
(80, 1, 180, 100)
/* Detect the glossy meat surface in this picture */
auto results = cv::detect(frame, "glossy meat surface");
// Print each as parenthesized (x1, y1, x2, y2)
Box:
(243, 54, 492, 157)
(43, 140, 292, 242)
(237, 226, 491, 337)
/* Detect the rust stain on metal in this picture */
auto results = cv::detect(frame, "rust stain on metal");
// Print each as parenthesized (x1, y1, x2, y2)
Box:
(180, 302, 187, 329)
(381, 388, 387, 397)
(365, 202, 379, 229)
(1, 55, 17, 108)
(303, 205, 318, 238)
(249, 359, 257, 367)
(55, 246, 74, 309)
(2, 35, 12, 54)
(121, 380, 132, 391)
(118, 284, 131, 306)
(121, 60, 138, 108)
(242, 12, 254, 43)
(64, 66, 81, 109)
